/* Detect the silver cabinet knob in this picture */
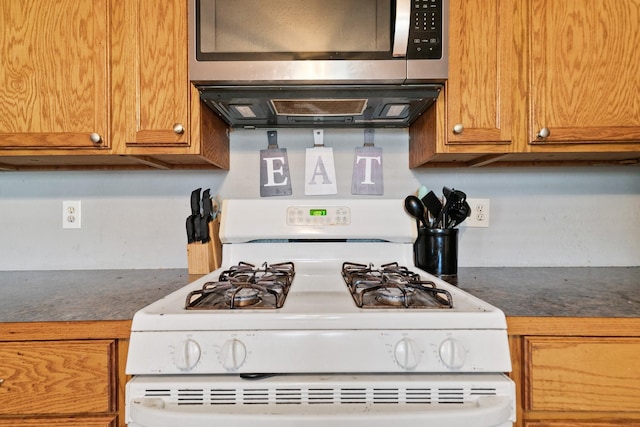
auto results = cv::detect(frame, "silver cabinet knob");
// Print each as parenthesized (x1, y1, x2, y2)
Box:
(452, 123, 464, 135)
(89, 133, 102, 144)
(537, 127, 550, 139)
(173, 123, 185, 135)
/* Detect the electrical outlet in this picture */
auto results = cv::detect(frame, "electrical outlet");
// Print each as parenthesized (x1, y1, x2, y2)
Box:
(62, 200, 81, 229)
(463, 198, 490, 228)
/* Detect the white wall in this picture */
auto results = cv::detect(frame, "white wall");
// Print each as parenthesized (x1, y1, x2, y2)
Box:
(1, 128, 638, 270)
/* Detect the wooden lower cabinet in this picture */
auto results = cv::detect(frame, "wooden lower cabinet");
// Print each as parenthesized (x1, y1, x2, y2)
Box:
(0, 322, 130, 427)
(0, 416, 117, 427)
(524, 423, 631, 427)
(508, 318, 640, 427)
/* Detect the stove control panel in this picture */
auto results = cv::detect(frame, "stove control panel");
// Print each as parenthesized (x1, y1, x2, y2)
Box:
(287, 205, 351, 226)
(127, 330, 512, 375)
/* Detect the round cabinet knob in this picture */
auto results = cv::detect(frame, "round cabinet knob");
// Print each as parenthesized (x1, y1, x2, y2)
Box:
(452, 123, 464, 135)
(89, 133, 102, 144)
(219, 339, 247, 371)
(173, 123, 185, 135)
(537, 127, 551, 139)
(439, 338, 466, 369)
(393, 338, 422, 370)
(173, 339, 202, 371)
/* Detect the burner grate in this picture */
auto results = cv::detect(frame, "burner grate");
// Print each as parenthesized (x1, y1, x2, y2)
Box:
(185, 261, 295, 310)
(342, 262, 453, 309)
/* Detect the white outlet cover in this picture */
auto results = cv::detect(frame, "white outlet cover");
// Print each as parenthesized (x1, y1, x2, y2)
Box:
(62, 200, 81, 229)
(462, 198, 490, 228)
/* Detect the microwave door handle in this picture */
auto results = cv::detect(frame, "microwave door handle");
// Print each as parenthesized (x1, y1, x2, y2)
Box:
(392, 0, 411, 57)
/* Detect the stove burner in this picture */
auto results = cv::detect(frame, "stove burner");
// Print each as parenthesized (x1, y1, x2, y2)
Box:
(342, 262, 453, 309)
(185, 261, 295, 310)
(376, 287, 417, 306)
(225, 287, 261, 307)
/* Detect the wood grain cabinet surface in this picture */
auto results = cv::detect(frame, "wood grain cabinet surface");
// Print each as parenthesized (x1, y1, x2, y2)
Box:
(0, 0, 110, 151)
(0, 0, 229, 171)
(0, 321, 130, 427)
(525, 337, 640, 413)
(410, 0, 522, 167)
(527, 0, 640, 148)
(508, 318, 640, 427)
(0, 340, 116, 415)
(411, 0, 640, 167)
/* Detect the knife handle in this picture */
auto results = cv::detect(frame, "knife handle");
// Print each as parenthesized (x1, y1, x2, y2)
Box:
(190, 188, 201, 216)
(186, 216, 196, 243)
(202, 189, 213, 220)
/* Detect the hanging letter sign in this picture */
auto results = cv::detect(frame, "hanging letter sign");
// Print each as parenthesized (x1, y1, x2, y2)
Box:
(260, 131, 292, 197)
(351, 129, 383, 195)
(305, 129, 337, 195)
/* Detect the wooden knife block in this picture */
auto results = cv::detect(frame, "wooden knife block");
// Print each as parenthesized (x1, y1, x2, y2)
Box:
(187, 218, 222, 274)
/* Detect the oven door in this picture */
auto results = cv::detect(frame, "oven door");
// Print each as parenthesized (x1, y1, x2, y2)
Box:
(126, 373, 515, 427)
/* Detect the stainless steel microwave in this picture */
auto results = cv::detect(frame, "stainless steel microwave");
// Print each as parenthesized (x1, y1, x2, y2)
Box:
(188, 0, 447, 127)
(188, 0, 448, 84)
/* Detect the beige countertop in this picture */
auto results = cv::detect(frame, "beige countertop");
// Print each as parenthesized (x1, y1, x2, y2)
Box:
(0, 267, 638, 323)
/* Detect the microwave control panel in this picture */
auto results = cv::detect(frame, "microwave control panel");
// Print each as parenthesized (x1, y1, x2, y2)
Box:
(408, 0, 443, 59)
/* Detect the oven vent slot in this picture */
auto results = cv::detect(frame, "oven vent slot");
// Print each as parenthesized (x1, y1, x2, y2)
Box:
(406, 388, 433, 404)
(177, 388, 205, 405)
(373, 388, 400, 404)
(210, 388, 237, 405)
(144, 389, 171, 397)
(308, 388, 335, 404)
(242, 388, 270, 404)
(437, 387, 465, 404)
(470, 387, 498, 396)
(340, 388, 367, 404)
(275, 388, 303, 404)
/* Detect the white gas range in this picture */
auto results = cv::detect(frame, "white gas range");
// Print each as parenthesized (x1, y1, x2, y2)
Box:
(126, 199, 515, 427)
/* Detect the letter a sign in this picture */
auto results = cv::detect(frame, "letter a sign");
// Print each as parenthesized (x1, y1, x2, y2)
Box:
(260, 131, 292, 197)
(351, 129, 383, 195)
(305, 130, 337, 195)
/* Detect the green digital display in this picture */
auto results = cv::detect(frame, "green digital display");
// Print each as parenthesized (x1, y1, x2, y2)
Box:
(309, 209, 327, 216)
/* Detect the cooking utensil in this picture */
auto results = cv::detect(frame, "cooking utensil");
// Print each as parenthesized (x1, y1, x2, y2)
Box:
(404, 195, 429, 230)
(421, 191, 442, 225)
(447, 200, 471, 228)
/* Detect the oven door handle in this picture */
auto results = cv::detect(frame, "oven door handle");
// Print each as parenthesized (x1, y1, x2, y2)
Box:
(128, 395, 513, 427)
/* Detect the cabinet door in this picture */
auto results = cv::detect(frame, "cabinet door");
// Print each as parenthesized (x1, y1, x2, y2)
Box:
(126, 0, 190, 146)
(0, 0, 110, 150)
(525, 337, 640, 412)
(0, 416, 116, 427)
(0, 340, 116, 415)
(528, 0, 640, 145)
(446, 0, 517, 147)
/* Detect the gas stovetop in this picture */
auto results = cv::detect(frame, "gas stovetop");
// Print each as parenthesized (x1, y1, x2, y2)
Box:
(126, 200, 511, 376)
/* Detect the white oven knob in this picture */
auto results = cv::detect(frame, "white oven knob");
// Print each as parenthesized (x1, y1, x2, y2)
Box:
(393, 338, 421, 370)
(220, 339, 247, 371)
(439, 338, 466, 369)
(173, 339, 201, 371)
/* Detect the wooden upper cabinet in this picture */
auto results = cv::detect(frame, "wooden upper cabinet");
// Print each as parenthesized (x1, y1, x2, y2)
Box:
(410, 0, 523, 167)
(125, 0, 190, 147)
(528, 0, 640, 146)
(0, 0, 110, 150)
(446, 0, 516, 147)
